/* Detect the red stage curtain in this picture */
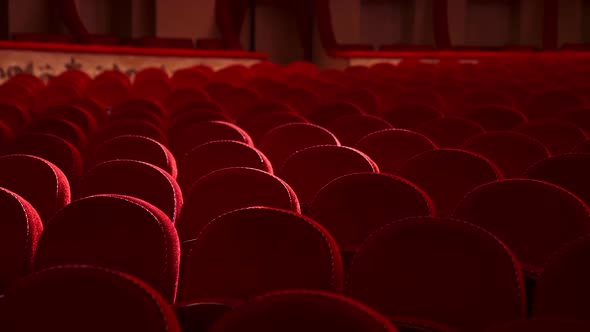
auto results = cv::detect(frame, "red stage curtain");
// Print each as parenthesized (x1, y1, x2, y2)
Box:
(58, 0, 90, 43)
(542, 0, 558, 50)
(432, 0, 451, 49)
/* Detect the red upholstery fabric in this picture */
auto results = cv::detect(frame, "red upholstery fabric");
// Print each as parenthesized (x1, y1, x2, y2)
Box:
(572, 139, 590, 152)
(383, 104, 444, 130)
(462, 105, 527, 131)
(163, 88, 211, 115)
(28, 118, 88, 153)
(396, 89, 447, 111)
(69, 97, 108, 125)
(0, 103, 31, 131)
(178, 140, 272, 193)
(279, 87, 320, 116)
(524, 153, 590, 207)
(93, 135, 177, 179)
(40, 104, 98, 136)
(96, 119, 168, 145)
(461, 89, 515, 110)
(0, 154, 70, 223)
(259, 123, 340, 170)
(170, 121, 252, 160)
(10, 133, 84, 185)
(325, 114, 392, 147)
(462, 132, 550, 178)
(308, 173, 434, 251)
(33, 84, 81, 114)
(212, 87, 260, 119)
(177, 167, 299, 242)
(175, 301, 237, 332)
(559, 107, 590, 133)
(453, 179, 590, 275)
(3, 265, 180, 331)
(78, 160, 183, 222)
(347, 217, 525, 331)
(239, 111, 308, 143)
(278, 145, 378, 209)
(355, 129, 436, 174)
(33, 195, 180, 302)
(526, 90, 586, 119)
(416, 117, 485, 148)
(209, 290, 398, 332)
(516, 119, 587, 154)
(309, 102, 364, 127)
(483, 319, 590, 332)
(131, 78, 172, 103)
(171, 68, 210, 90)
(534, 234, 590, 322)
(112, 99, 167, 125)
(0, 187, 42, 293)
(337, 88, 382, 115)
(178, 207, 343, 301)
(85, 77, 130, 107)
(397, 149, 501, 215)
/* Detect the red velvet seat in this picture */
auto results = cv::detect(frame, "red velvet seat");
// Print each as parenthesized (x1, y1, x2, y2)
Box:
(278, 87, 320, 116)
(178, 140, 272, 193)
(28, 118, 88, 153)
(383, 103, 444, 130)
(461, 89, 515, 110)
(78, 160, 183, 222)
(325, 114, 392, 146)
(395, 89, 447, 112)
(278, 145, 377, 209)
(258, 123, 340, 170)
(96, 119, 168, 146)
(170, 120, 252, 160)
(85, 76, 130, 107)
(175, 301, 238, 332)
(69, 97, 108, 125)
(347, 217, 525, 332)
(355, 129, 436, 174)
(10, 133, 84, 185)
(453, 179, 590, 276)
(0, 187, 42, 293)
(337, 88, 382, 115)
(0, 154, 70, 223)
(572, 139, 590, 152)
(171, 68, 210, 90)
(163, 88, 211, 114)
(416, 117, 485, 148)
(0, 103, 31, 131)
(308, 173, 434, 251)
(239, 111, 308, 143)
(111, 99, 168, 126)
(397, 149, 501, 215)
(308, 102, 364, 127)
(462, 132, 550, 178)
(212, 87, 260, 119)
(33, 195, 180, 302)
(526, 89, 586, 119)
(515, 119, 587, 154)
(93, 135, 177, 178)
(462, 105, 527, 131)
(3, 265, 180, 331)
(524, 153, 590, 207)
(533, 234, 590, 322)
(559, 107, 590, 133)
(40, 104, 98, 136)
(178, 207, 342, 301)
(208, 290, 398, 332)
(177, 167, 299, 242)
(483, 319, 590, 332)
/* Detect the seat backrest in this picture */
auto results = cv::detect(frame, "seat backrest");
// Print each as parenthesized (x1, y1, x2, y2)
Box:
(278, 145, 378, 209)
(534, 234, 590, 322)
(559, 107, 590, 133)
(483, 319, 590, 332)
(383, 103, 444, 130)
(355, 129, 436, 174)
(462, 105, 527, 131)
(178, 207, 342, 302)
(397, 149, 501, 215)
(28, 117, 88, 153)
(453, 179, 590, 275)
(170, 121, 252, 160)
(416, 117, 485, 148)
(79, 160, 182, 222)
(0, 103, 31, 131)
(462, 131, 549, 178)
(33, 195, 180, 302)
(258, 123, 340, 170)
(308, 102, 364, 127)
(308, 173, 434, 251)
(524, 153, 590, 208)
(177, 167, 299, 242)
(238, 111, 308, 144)
(163, 88, 211, 114)
(3, 265, 180, 331)
(0, 154, 70, 223)
(347, 217, 525, 332)
(40, 104, 97, 136)
(11, 133, 84, 185)
(0, 187, 42, 293)
(93, 135, 177, 179)
(96, 119, 168, 145)
(526, 89, 585, 119)
(325, 114, 392, 146)
(208, 290, 398, 332)
(516, 119, 588, 154)
(178, 140, 272, 193)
